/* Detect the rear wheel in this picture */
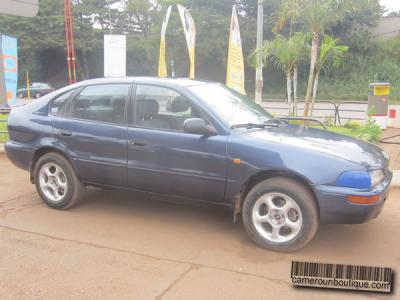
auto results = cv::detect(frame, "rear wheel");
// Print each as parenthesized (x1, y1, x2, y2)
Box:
(242, 177, 319, 252)
(18, 92, 24, 99)
(35, 92, 41, 99)
(34, 153, 84, 209)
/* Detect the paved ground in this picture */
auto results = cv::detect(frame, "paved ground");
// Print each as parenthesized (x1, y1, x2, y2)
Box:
(0, 153, 399, 299)
(379, 128, 400, 171)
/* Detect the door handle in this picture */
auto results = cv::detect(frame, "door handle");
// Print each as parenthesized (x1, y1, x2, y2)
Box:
(129, 139, 147, 146)
(59, 130, 72, 137)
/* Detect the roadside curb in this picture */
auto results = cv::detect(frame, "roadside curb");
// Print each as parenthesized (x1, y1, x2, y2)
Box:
(393, 171, 400, 187)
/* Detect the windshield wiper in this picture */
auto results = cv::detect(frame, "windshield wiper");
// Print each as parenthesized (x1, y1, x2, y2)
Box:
(231, 123, 279, 129)
(263, 118, 288, 126)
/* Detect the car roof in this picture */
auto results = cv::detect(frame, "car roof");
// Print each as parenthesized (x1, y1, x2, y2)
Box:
(77, 77, 209, 87)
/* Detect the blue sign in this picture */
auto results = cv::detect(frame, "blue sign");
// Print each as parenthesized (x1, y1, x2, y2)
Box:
(2, 35, 18, 104)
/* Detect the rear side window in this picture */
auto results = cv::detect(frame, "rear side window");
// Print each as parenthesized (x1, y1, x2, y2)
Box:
(50, 90, 75, 116)
(71, 84, 130, 125)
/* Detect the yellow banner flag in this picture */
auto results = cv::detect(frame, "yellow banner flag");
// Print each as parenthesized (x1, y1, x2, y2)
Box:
(226, 6, 245, 94)
(158, 5, 172, 77)
(177, 4, 196, 79)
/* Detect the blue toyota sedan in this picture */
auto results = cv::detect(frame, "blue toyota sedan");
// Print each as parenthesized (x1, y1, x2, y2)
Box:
(5, 77, 392, 252)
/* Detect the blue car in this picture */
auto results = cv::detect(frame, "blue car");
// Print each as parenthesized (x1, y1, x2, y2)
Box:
(5, 77, 392, 251)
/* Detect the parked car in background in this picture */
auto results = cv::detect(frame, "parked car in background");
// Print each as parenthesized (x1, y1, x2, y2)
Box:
(17, 82, 55, 99)
(5, 77, 392, 252)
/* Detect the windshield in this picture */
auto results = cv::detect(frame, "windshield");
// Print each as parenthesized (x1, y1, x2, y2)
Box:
(188, 83, 272, 127)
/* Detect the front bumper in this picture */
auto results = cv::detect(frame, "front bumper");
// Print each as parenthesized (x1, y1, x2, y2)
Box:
(314, 170, 392, 224)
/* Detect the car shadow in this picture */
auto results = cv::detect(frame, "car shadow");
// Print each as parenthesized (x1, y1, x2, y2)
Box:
(74, 187, 386, 260)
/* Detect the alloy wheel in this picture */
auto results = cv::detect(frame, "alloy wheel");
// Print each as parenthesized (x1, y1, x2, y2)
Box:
(38, 162, 68, 203)
(252, 192, 303, 243)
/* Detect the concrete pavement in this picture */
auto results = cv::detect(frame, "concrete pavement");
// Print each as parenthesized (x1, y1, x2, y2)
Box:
(0, 153, 399, 299)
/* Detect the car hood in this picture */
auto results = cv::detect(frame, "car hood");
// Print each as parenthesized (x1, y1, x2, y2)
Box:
(242, 124, 388, 170)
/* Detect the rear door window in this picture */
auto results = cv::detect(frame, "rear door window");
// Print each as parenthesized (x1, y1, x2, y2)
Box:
(71, 84, 130, 125)
(50, 90, 75, 116)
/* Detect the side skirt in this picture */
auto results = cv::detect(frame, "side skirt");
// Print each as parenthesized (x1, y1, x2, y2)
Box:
(81, 181, 233, 211)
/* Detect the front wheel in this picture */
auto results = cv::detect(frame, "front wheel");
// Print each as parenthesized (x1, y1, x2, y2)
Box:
(35, 92, 41, 99)
(34, 153, 84, 209)
(242, 177, 319, 252)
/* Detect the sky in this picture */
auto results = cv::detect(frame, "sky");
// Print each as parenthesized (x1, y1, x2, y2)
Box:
(381, 0, 400, 13)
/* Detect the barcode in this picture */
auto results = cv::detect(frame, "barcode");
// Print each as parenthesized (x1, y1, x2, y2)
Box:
(291, 261, 392, 293)
(291, 261, 391, 282)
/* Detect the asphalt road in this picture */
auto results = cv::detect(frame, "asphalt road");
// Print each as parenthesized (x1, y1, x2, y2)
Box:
(0, 152, 399, 299)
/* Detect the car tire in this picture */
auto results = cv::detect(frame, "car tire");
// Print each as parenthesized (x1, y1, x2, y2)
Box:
(35, 92, 41, 99)
(242, 177, 319, 252)
(34, 152, 84, 209)
(18, 92, 24, 99)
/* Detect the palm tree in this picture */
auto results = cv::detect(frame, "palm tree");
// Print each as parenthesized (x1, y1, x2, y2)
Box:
(310, 35, 349, 115)
(301, 0, 345, 117)
(273, 0, 302, 115)
(275, 0, 355, 117)
(261, 32, 307, 115)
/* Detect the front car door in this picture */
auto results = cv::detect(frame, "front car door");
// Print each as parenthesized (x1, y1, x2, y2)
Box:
(127, 83, 228, 203)
(51, 82, 131, 187)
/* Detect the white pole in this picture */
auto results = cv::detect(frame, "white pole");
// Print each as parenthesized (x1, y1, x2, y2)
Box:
(0, 35, 8, 108)
(255, 0, 263, 105)
(108, 0, 112, 35)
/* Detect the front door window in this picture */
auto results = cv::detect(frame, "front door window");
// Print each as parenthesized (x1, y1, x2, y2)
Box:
(134, 84, 203, 131)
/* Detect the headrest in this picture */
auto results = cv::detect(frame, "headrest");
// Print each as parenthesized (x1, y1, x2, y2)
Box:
(110, 96, 125, 108)
(137, 99, 159, 119)
(170, 96, 190, 113)
(74, 98, 90, 109)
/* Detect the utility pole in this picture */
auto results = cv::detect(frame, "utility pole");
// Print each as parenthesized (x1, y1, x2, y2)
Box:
(63, 0, 76, 84)
(255, 0, 263, 105)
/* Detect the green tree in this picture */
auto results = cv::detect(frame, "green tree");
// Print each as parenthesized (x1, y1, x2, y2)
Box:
(261, 33, 308, 115)
(119, 0, 158, 38)
(310, 35, 348, 114)
(275, 0, 366, 116)
(0, 0, 106, 82)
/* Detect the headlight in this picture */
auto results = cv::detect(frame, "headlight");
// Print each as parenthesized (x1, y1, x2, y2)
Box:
(336, 171, 371, 189)
(336, 170, 384, 189)
(369, 169, 385, 187)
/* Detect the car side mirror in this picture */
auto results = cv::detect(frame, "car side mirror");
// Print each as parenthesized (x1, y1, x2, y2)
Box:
(183, 118, 217, 136)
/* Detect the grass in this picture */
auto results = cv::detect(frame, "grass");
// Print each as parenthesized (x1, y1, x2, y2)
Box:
(315, 124, 381, 143)
(0, 114, 8, 143)
(308, 124, 360, 138)
(325, 126, 360, 137)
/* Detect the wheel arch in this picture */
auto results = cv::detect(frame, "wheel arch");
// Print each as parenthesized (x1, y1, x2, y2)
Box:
(233, 169, 319, 222)
(30, 147, 75, 184)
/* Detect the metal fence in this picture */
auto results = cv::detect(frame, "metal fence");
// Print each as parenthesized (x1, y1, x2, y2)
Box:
(336, 101, 368, 125)
(0, 108, 10, 144)
(262, 99, 368, 125)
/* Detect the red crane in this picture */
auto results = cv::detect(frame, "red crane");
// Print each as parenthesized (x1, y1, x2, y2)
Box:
(63, 0, 77, 84)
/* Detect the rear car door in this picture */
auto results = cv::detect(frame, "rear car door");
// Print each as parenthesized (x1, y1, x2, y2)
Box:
(127, 84, 228, 203)
(51, 83, 130, 187)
